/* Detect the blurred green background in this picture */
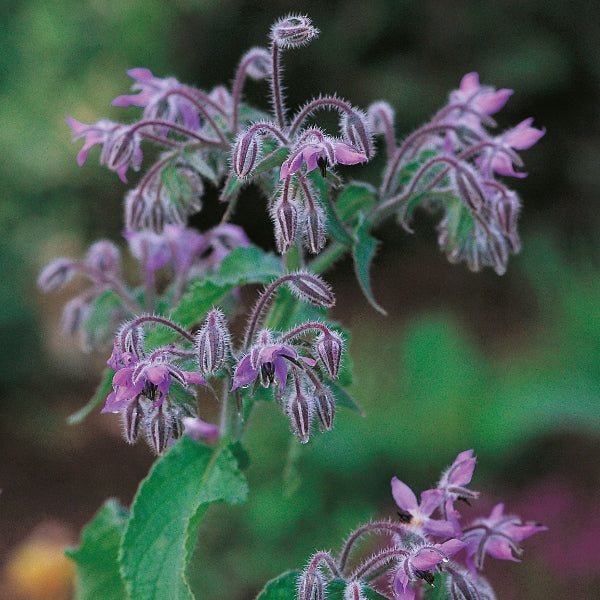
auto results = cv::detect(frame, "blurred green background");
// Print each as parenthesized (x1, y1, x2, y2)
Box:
(0, 1, 598, 599)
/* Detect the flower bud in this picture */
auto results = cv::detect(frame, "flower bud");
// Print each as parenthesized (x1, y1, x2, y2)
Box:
(286, 386, 313, 444)
(304, 204, 326, 254)
(288, 272, 335, 307)
(232, 130, 262, 178)
(37, 258, 74, 292)
(272, 195, 298, 253)
(61, 295, 91, 336)
(445, 567, 491, 600)
(105, 130, 136, 172)
(85, 240, 121, 275)
(341, 110, 374, 159)
(495, 190, 520, 237)
(314, 386, 336, 432)
(297, 569, 324, 600)
(344, 581, 366, 600)
(146, 407, 171, 454)
(243, 47, 272, 80)
(367, 101, 395, 136)
(125, 189, 146, 231)
(454, 168, 485, 212)
(196, 308, 231, 374)
(122, 397, 143, 444)
(270, 15, 319, 49)
(316, 330, 344, 380)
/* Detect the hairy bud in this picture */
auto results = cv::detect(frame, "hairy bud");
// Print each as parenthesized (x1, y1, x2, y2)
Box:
(85, 240, 121, 275)
(196, 308, 231, 374)
(344, 581, 366, 600)
(304, 203, 326, 254)
(287, 384, 313, 443)
(105, 130, 136, 172)
(61, 295, 91, 336)
(454, 168, 485, 212)
(37, 258, 74, 292)
(495, 191, 520, 239)
(316, 330, 344, 380)
(272, 194, 299, 253)
(445, 567, 493, 600)
(367, 101, 395, 136)
(124, 189, 146, 231)
(232, 130, 262, 178)
(298, 569, 324, 600)
(314, 386, 336, 431)
(146, 407, 171, 454)
(122, 398, 143, 444)
(243, 47, 272, 80)
(341, 110, 374, 158)
(270, 15, 319, 49)
(288, 272, 335, 307)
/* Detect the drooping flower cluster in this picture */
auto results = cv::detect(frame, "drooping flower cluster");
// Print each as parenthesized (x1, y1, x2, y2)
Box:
(298, 450, 546, 600)
(372, 72, 544, 275)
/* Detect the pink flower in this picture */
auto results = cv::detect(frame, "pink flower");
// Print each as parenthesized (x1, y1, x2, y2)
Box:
(112, 68, 200, 130)
(450, 72, 513, 116)
(280, 133, 367, 179)
(463, 503, 547, 571)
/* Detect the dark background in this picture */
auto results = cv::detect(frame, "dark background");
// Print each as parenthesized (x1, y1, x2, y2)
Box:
(0, 1, 598, 598)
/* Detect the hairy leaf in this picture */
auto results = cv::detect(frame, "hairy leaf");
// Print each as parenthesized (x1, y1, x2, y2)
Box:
(120, 438, 248, 600)
(66, 499, 129, 600)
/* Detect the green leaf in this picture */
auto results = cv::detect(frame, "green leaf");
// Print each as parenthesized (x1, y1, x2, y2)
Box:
(254, 573, 388, 600)
(83, 289, 123, 347)
(67, 367, 114, 425)
(352, 213, 387, 315)
(329, 380, 364, 415)
(120, 438, 248, 600)
(66, 499, 129, 600)
(254, 571, 301, 599)
(182, 147, 219, 185)
(336, 183, 377, 222)
(252, 146, 290, 177)
(212, 245, 283, 286)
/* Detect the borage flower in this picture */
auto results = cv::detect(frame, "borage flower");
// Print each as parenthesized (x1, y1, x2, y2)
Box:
(280, 132, 367, 179)
(231, 332, 316, 394)
(392, 539, 465, 600)
(463, 502, 547, 571)
(112, 68, 201, 130)
(65, 117, 142, 182)
(391, 477, 456, 537)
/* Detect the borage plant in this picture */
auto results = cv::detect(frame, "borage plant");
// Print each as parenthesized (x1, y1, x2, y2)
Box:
(39, 14, 546, 600)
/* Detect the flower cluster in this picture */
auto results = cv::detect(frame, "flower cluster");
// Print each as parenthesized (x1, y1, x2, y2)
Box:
(372, 72, 544, 275)
(298, 450, 546, 600)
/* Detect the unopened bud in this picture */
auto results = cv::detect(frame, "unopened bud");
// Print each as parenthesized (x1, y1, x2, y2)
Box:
(287, 386, 313, 443)
(122, 397, 143, 444)
(304, 204, 326, 254)
(120, 323, 144, 356)
(146, 407, 171, 454)
(37, 258, 74, 292)
(232, 130, 262, 178)
(85, 240, 121, 275)
(243, 47, 272, 80)
(288, 272, 335, 307)
(316, 331, 343, 380)
(495, 190, 520, 237)
(314, 386, 336, 431)
(125, 189, 146, 231)
(455, 168, 485, 212)
(341, 110, 374, 158)
(105, 130, 135, 171)
(270, 15, 319, 49)
(298, 569, 324, 600)
(272, 195, 298, 253)
(344, 581, 366, 600)
(367, 101, 395, 136)
(196, 308, 231, 374)
(446, 567, 488, 600)
(61, 295, 91, 336)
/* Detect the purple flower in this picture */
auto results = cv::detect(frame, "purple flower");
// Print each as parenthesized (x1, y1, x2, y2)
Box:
(392, 539, 465, 599)
(480, 118, 546, 178)
(65, 117, 142, 182)
(102, 344, 207, 414)
(449, 72, 513, 117)
(231, 335, 316, 394)
(462, 503, 547, 571)
(437, 449, 480, 521)
(391, 477, 457, 537)
(183, 416, 220, 443)
(112, 68, 200, 130)
(123, 229, 171, 273)
(280, 133, 367, 179)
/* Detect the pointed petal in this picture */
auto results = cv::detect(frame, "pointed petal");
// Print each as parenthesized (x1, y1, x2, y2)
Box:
(391, 477, 418, 511)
